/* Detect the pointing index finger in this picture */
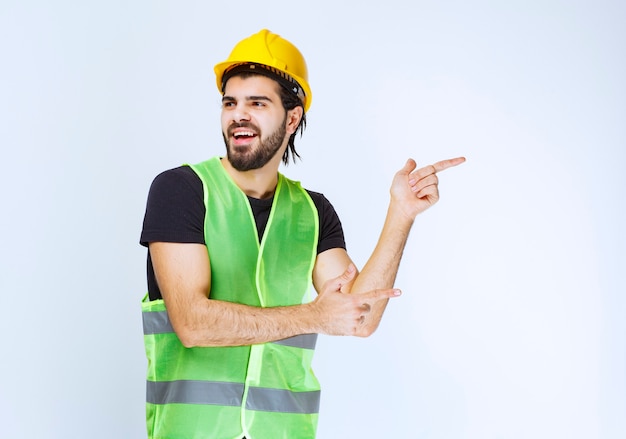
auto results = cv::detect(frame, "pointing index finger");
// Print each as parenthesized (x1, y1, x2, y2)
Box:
(364, 288, 402, 302)
(432, 156, 466, 173)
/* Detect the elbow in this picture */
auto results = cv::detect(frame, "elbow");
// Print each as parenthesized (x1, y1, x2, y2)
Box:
(179, 337, 198, 349)
(357, 322, 380, 338)
(177, 331, 197, 348)
(175, 321, 226, 348)
(174, 324, 202, 348)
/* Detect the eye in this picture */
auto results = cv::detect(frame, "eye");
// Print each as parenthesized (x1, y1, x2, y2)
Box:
(251, 101, 266, 107)
(222, 100, 236, 109)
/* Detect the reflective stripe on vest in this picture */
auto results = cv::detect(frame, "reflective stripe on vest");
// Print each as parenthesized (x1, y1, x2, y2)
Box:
(142, 157, 320, 439)
(146, 380, 320, 414)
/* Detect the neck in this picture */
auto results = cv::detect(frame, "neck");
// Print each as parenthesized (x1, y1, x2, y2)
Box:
(220, 157, 280, 199)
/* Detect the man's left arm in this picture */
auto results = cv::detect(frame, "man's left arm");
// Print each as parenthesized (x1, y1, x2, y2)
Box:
(312, 157, 465, 336)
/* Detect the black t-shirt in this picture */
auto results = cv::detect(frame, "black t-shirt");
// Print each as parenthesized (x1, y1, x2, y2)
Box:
(140, 165, 346, 300)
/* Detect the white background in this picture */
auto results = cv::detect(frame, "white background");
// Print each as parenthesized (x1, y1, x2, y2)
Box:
(1, 1, 624, 438)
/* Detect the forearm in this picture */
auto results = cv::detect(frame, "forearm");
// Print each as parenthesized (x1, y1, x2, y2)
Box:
(175, 298, 320, 348)
(349, 203, 414, 328)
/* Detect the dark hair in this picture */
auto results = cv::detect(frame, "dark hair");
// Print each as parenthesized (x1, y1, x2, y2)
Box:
(277, 83, 306, 165)
(224, 70, 306, 165)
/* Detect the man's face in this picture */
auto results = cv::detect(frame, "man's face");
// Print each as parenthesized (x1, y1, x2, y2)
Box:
(221, 75, 289, 172)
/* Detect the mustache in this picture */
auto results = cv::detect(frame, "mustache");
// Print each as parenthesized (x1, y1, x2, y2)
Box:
(227, 122, 259, 136)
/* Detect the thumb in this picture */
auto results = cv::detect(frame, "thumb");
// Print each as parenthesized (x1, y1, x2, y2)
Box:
(397, 158, 417, 176)
(320, 264, 357, 294)
(336, 263, 357, 288)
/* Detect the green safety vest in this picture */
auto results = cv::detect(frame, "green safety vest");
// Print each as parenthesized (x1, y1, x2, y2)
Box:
(142, 157, 321, 439)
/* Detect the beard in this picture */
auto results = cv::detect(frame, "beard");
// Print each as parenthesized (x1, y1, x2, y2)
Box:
(223, 117, 287, 172)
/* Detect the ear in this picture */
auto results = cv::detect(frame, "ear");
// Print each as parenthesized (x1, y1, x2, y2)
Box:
(285, 106, 304, 135)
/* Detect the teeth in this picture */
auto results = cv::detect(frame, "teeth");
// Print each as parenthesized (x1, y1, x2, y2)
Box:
(234, 131, 255, 138)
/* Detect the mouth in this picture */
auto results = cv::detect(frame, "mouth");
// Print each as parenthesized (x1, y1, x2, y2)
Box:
(233, 130, 256, 139)
(228, 125, 258, 144)
(229, 126, 258, 146)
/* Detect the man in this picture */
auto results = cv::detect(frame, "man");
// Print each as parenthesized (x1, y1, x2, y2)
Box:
(140, 29, 464, 439)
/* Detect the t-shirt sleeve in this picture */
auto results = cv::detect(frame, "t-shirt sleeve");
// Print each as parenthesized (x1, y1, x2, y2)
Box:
(307, 191, 346, 253)
(140, 166, 206, 247)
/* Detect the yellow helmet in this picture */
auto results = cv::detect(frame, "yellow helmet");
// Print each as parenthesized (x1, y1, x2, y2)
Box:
(214, 29, 312, 112)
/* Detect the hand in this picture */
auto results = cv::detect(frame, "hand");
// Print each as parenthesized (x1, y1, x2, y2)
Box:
(311, 264, 402, 337)
(390, 157, 466, 220)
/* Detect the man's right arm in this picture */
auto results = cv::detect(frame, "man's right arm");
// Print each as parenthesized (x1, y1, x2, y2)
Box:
(150, 241, 400, 347)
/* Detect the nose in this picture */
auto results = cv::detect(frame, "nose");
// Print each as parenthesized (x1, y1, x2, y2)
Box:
(232, 103, 250, 122)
